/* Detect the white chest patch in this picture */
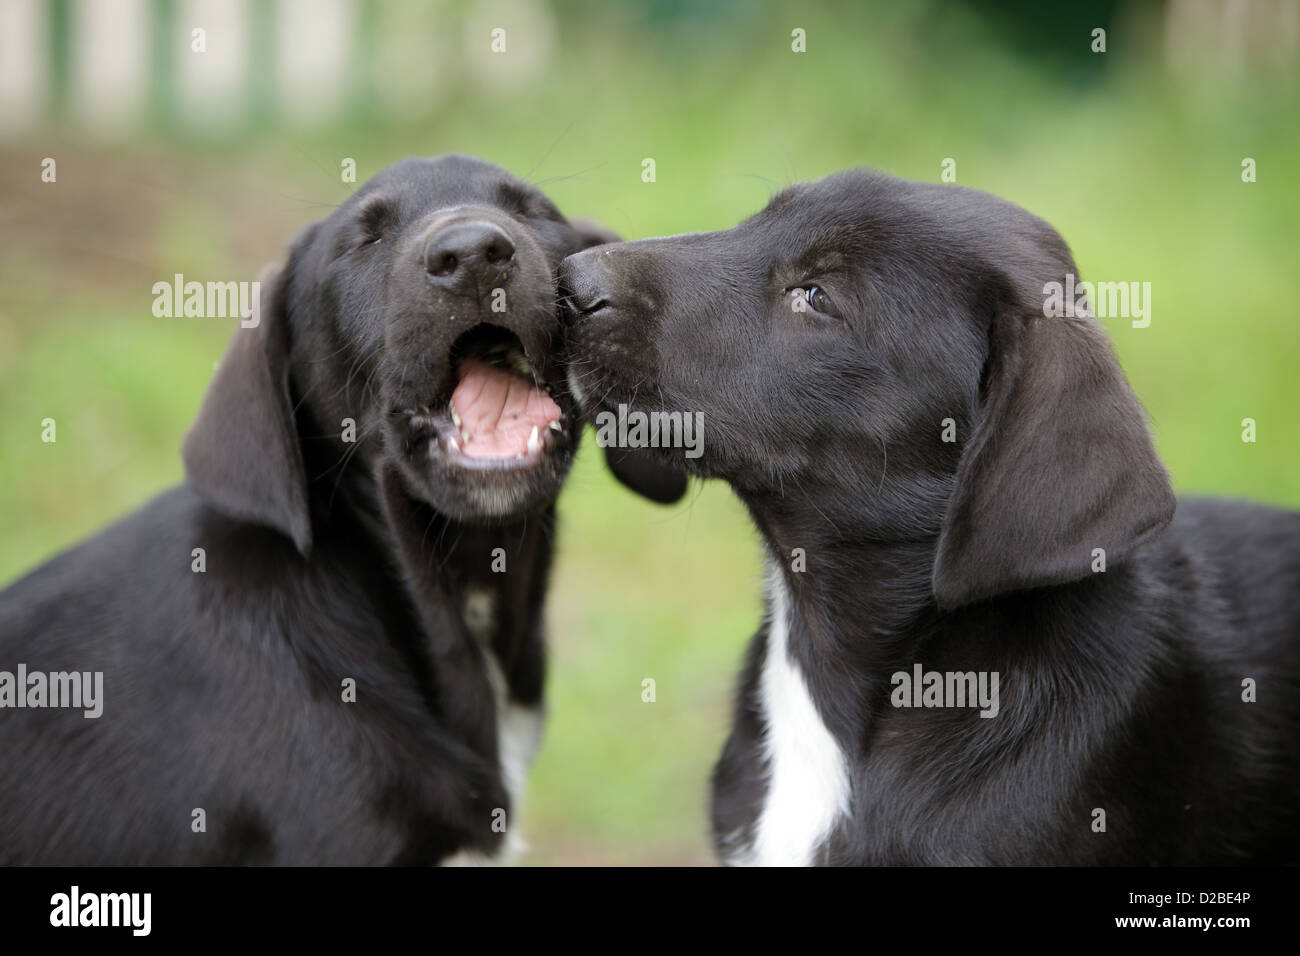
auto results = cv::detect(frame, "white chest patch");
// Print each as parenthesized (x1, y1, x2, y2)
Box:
(462, 588, 496, 640)
(441, 587, 545, 866)
(740, 562, 851, 866)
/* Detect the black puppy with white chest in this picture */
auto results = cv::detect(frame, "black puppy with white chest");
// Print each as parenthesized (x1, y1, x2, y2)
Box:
(0, 154, 679, 864)
(560, 169, 1300, 865)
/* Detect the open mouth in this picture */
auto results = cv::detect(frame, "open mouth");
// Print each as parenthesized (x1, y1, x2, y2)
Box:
(397, 324, 569, 470)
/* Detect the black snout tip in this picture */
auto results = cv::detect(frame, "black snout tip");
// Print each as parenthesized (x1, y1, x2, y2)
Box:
(558, 250, 610, 317)
(424, 221, 516, 280)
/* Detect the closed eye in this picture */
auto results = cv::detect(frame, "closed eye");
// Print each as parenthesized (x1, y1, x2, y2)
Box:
(356, 196, 396, 247)
(495, 181, 565, 223)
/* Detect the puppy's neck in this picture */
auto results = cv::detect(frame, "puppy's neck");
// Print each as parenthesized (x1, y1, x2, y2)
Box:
(361, 463, 552, 759)
(744, 491, 941, 736)
(746, 489, 939, 617)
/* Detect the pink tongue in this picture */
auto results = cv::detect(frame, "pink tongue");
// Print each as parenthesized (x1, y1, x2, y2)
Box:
(451, 358, 561, 459)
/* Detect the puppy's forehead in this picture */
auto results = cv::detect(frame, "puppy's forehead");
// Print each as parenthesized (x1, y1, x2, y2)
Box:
(750, 170, 1057, 280)
(741, 173, 902, 272)
(347, 154, 548, 213)
(758, 171, 927, 234)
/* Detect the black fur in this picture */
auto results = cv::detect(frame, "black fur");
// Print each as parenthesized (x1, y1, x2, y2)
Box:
(560, 168, 1300, 865)
(0, 154, 680, 865)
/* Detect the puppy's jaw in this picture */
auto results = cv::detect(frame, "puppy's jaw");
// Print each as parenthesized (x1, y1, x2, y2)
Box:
(383, 322, 581, 523)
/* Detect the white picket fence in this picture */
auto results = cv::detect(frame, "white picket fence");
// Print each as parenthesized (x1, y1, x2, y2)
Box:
(0, 0, 558, 139)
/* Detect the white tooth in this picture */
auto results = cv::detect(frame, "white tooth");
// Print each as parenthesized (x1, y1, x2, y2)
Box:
(450, 403, 462, 429)
(548, 419, 562, 432)
(527, 425, 541, 454)
(461, 429, 472, 443)
(447, 436, 460, 453)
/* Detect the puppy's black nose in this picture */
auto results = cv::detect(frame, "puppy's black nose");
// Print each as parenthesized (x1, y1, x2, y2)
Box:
(558, 249, 611, 319)
(424, 221, 515, 289)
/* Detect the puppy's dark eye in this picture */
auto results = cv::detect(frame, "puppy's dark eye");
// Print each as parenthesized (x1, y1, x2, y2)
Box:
(789, 285, 839, 319)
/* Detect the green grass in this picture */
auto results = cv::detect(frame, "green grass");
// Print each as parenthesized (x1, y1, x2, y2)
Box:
(2, 1, 1297, 864)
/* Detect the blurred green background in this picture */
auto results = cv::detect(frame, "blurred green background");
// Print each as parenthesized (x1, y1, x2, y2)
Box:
(1, 0, 1297, 864)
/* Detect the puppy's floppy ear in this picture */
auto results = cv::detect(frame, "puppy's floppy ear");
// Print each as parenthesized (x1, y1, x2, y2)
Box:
(932, 266, 1175, 610)
(569, 216, 621, 250)
(603, 446, 688, 505)
(183, 261, 313, 555)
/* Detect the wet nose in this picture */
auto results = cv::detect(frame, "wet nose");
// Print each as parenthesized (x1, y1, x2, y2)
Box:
(424, 221, 516, 291)
(558, 248, 613, 319)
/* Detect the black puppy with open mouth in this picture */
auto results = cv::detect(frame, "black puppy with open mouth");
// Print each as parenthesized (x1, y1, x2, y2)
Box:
(0, 154, 680, 864)
(559, 168, 1300, 866)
